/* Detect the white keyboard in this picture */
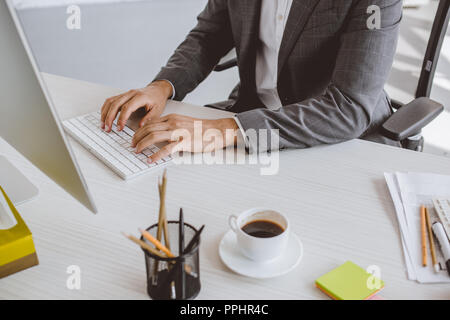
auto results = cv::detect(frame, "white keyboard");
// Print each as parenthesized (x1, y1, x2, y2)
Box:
(433, 198, 450, 239)
(63, 111, 172, 180)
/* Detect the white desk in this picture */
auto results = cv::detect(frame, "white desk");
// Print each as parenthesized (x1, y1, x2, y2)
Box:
(1, 73, 449, 300)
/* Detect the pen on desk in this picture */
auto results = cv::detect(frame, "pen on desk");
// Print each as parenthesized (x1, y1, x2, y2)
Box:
(432, 222, 450, 277)
(424, 208, 439, 273)
(179, 208, 185, 300)
(420, 206, 428, 267)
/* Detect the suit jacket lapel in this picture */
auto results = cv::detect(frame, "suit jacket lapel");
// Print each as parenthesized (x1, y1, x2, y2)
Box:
(278, 0, 321, 77)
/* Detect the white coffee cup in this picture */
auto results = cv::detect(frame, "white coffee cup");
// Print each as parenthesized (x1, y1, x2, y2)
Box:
(228, 208, 290, 262)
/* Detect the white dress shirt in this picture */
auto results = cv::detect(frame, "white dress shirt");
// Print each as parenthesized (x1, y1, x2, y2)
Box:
(164, 1, 293, 151)
(167, 0, 293, 109)
(255, 0, 293, 110)
(234, 0, 293, 151)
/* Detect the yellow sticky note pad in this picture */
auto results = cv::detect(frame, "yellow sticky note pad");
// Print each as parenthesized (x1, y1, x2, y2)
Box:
(0, 186, 38, 278)
(315, 261, 384, 300)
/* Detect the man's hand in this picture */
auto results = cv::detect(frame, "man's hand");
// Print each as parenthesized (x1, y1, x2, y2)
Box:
(131, 114, 239, 163)
(100, 80, 173, 132)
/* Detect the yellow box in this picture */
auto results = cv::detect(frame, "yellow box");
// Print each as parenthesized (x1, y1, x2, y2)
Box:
(0, 185, 38, 278)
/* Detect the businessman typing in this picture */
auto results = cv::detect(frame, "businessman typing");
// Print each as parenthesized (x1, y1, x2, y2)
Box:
(100, 0, 402, 163)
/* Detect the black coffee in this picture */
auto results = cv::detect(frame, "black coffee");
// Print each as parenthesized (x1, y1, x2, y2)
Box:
(241, 220, 284, 238)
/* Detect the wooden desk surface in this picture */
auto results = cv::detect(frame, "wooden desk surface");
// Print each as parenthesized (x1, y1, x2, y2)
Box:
(1, 73, 449, 299)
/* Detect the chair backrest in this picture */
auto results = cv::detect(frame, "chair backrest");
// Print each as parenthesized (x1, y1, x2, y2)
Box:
(416, 0, 450, 98)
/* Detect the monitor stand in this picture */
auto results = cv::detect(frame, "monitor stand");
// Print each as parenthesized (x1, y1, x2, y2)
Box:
(0, 155, 39, 206)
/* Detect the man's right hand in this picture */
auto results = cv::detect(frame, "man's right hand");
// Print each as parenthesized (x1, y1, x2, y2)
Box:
(100, 80, 173, 132)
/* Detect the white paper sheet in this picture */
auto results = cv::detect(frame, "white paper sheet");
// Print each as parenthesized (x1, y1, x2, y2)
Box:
(385, 172, 450, 283)
(385, 173, 416, 280)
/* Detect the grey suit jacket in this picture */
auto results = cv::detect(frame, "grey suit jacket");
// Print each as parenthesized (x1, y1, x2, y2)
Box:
(155, 0, 403, 152)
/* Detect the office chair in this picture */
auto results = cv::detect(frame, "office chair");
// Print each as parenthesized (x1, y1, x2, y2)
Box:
(212, 0, 449, 151)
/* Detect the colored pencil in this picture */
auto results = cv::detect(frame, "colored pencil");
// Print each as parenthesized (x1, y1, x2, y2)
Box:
(122, 232, 167, 258)
(420, 205, 428, 267)
(139, 228, 175, 258)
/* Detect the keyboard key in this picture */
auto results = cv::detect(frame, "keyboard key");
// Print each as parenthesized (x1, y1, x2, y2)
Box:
(70, 119, 140, 173)
(122, 126, 135, 137)
(64, 120, 134, 176)
(62, 112, 172, 179)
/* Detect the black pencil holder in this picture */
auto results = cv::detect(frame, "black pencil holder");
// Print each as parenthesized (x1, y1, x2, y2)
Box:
(142, 221, 201, 300)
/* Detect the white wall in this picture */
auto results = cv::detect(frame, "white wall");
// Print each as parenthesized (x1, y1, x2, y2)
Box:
(14, 0, 431, 9)
(13, 0, 141, 9)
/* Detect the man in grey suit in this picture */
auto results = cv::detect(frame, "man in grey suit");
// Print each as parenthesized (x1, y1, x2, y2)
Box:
(100, 0, 402, 163)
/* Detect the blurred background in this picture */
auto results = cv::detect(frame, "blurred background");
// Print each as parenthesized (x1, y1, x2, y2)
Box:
(13, 0, 450, 158)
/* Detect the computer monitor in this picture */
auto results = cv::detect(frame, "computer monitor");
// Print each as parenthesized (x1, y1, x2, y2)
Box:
(0, 0, 98, 213)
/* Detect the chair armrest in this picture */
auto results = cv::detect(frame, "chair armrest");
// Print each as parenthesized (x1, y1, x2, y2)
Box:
(214, 58, 237, 72)
(380, 97, 444, 141)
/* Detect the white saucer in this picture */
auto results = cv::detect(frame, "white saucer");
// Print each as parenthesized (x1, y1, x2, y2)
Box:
(219, 230, 303, 279)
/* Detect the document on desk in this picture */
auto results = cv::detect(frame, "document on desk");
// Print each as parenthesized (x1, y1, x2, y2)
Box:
(385, 172, 450, 283)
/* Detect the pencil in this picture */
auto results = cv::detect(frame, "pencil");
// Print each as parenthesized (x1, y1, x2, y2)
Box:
(131, 230, 194, 277)
(156, 182, 163, 242)
(420, 205, 427, 267)
(162, 170, 170, 248)
(424, 207, 439, 272)
(157, 170, 170, 250)
(154, 182, 164, 278)
(154, 170, 170, 279)
(122, 232, 167, 258)
(139, 228, 175, 258)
